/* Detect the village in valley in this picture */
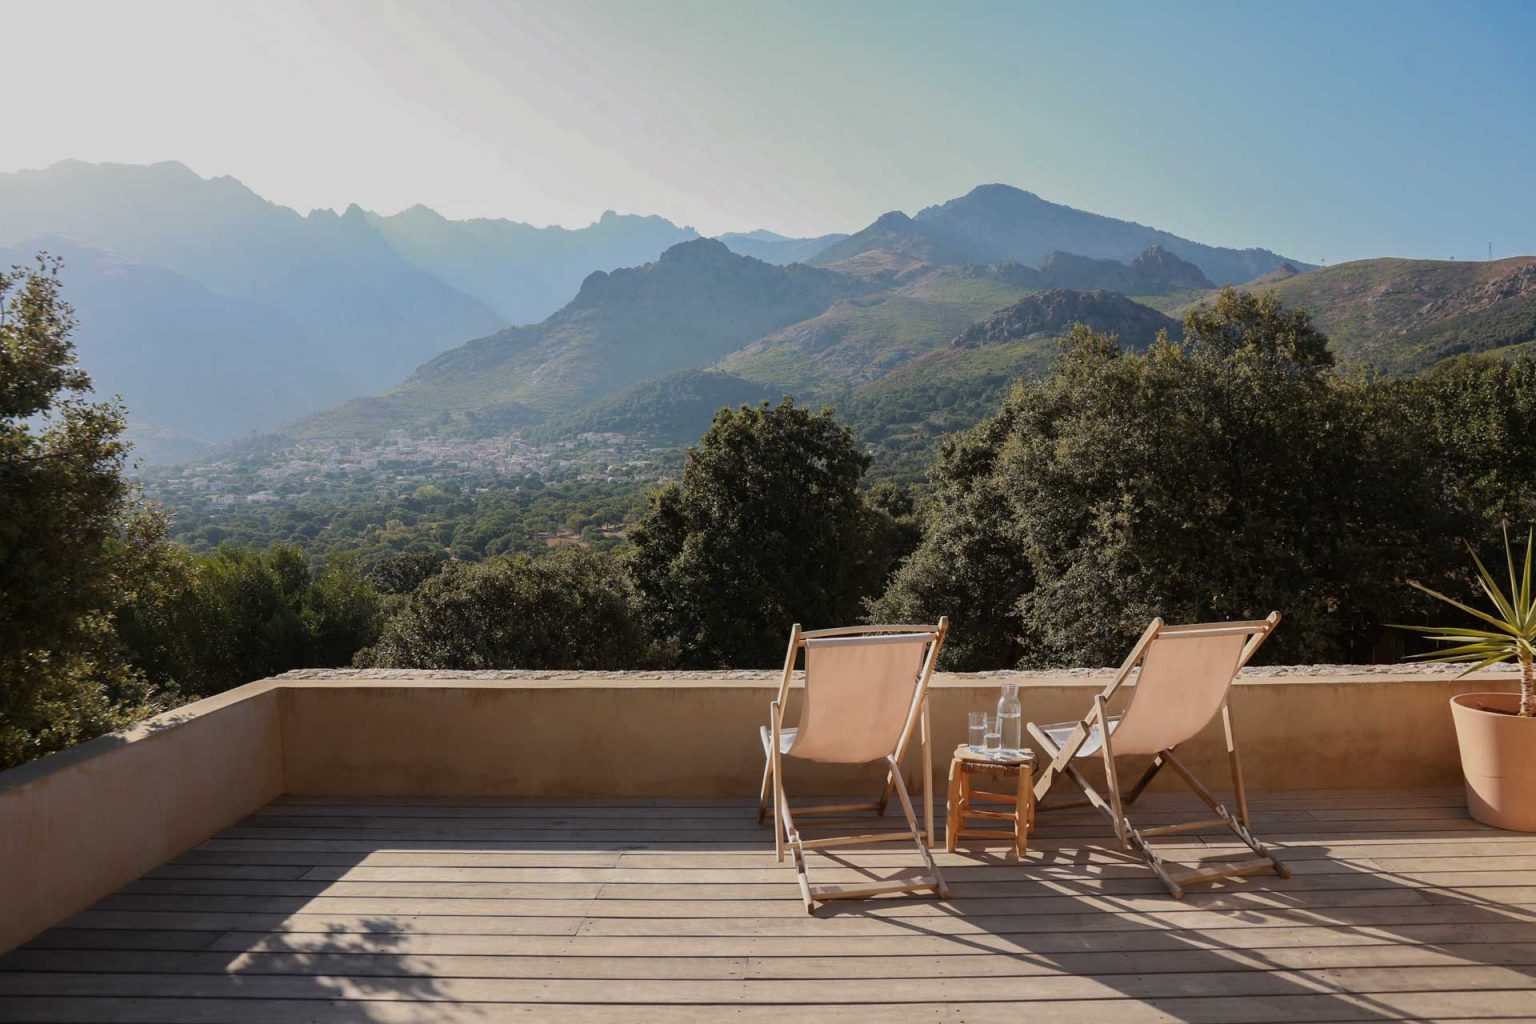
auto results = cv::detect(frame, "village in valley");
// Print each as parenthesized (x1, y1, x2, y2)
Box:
(138, 430, 678, 510)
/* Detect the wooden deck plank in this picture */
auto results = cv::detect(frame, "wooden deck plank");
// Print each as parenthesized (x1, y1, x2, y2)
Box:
(26, 916, 1536, 958)
(187, 831, 1536, 855)
(156, 842, 1536, 873)
(4, 995, 1535, 1024)
(244, 809, 1338, 830)
(214, 818, 1498, 842)
(114, 867, 1536, 898)
(78, 888, 1468, 920)
(568, 904, 1536, 938)
(6, 942, 1536, 981)
(185, 922, 1536, 965)
(265, 788, 1468, 808)
(150, 861, 1321, 884)
(76, 881, 1536, 920)
(3, 964, 1536, 1003)
(52, 898, 1536, 942)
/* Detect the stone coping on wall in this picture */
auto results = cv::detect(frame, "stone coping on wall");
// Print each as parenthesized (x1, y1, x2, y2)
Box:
(275, 663, 1507, 683)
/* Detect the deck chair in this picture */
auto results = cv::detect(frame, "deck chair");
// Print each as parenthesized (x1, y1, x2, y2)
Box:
(1028, 613, 1287, 898)
(757, 619, 952, 913)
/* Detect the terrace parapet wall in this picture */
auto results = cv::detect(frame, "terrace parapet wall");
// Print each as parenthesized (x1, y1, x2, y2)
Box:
(0, 664, 1517, 953)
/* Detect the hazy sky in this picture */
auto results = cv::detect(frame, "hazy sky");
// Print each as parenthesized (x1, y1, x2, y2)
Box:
(5, 0, 1534, 262)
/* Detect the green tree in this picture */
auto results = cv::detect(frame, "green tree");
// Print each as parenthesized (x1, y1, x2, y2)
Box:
(861, 480, 925, 588)
(0, 257, 171, 766)
(880, 291, 1455, 668)
(359, 547, 648, 669)
(629, 398, 890, 667)
(368, 550, 447, 595)
(178, 546, 312, 693)
(870, 405, 1034, 669)
(1420, 353, 1536, 529)
(304, 553, 384, 667)
(125, 545, 382, 698)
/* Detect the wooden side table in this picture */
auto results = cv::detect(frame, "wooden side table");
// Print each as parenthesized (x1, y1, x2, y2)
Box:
(946, 745, 1036, 855)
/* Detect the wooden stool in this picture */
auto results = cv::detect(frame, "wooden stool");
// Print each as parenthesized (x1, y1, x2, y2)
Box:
(946, 745, 1036, 855)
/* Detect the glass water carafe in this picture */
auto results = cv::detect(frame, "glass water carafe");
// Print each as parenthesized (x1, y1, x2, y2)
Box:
(996, 683, 1022, 755)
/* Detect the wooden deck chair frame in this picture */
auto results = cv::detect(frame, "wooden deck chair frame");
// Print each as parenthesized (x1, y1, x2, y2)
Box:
(757, 618, 952, 913)
(1028, 613, 1288, 899)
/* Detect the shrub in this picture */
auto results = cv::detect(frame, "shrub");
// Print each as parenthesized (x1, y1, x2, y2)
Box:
(360, 547, 649, 669)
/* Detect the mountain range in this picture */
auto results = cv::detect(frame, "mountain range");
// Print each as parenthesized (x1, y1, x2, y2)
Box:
(0, 162, 504, 415)
(291, 237, 1201, 456)
(294, 238, 872, 438)
(300, 241, 1536, 480)
(8, 160, 1530, 469)
(810, 184, 1303, 285)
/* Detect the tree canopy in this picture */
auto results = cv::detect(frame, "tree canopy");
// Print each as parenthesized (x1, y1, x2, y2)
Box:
(878, 289, 1457, 668)
(629, 398, 906, 667)
(0, 258, 171, 765)
(360, 547, 649, 670)
(1419, 353, 1536, 529)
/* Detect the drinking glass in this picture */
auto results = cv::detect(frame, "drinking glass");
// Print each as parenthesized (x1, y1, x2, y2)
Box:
(968, 712, 988, 752)
(983, 720, 1002, 755)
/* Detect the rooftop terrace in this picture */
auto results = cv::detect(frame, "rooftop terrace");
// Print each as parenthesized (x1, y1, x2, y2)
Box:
(1, 669, 1532, 1021)
(6, 788, 1536, 1022)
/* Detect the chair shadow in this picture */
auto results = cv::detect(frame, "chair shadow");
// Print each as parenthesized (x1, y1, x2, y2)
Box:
(810, 789, 1536, 1022)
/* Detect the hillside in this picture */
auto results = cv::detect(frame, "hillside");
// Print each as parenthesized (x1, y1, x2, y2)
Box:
(818, 237, 1215, 301)
(1178, 257, 1536, 373)
(815, 184, 1306, 285)
(511, 287, 1180, 469)
(719, 246, 1198, 398)
(530, 369, 782, 444)
(293, 239, 872, 437)
(810, 211, 975, 275)
(1035, 246, 1212, 293)
(514, 283, 1182, 475)
(953, 287, 1181, 348)
(367, 206, 698, 325)
(292, 247, 1200, 452)
(1245, 262, 1305, 287)
(844, 289, 1182, 476)
(714, 264, 1040, 394)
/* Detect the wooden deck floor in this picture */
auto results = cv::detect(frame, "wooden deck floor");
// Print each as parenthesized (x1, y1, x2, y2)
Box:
(2, 787, 1535, 1022)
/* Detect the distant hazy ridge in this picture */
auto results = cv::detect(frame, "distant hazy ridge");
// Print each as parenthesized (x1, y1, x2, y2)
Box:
(13, 161, 1529, 468)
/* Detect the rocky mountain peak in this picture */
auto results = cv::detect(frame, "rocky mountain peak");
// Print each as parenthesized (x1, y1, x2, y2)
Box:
(952, 288, 1180, 350)
(1129, 245, 1213, 289)
(869, 210, 917, 231)
(656, 236, 736, 264)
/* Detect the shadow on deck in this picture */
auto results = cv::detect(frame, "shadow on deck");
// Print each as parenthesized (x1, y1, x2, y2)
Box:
(1, 787, 1535, 1022)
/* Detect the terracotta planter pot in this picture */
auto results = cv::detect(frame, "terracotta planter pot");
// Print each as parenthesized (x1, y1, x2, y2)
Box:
(1451, 692, 1536, 832)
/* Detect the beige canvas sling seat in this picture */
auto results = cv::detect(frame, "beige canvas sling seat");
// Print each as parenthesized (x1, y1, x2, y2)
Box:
(1029, 613, 1289, 899)
(758, 620, 952, 913)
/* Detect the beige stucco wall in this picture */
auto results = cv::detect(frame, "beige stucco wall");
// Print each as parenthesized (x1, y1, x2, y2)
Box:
(278, 671, 1512, 797)
(0, 667, 1518, 954)
(0, 684, 283, 954)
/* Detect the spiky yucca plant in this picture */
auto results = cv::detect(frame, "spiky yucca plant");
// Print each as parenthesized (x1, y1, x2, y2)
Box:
(1397, 525, 1536, 717)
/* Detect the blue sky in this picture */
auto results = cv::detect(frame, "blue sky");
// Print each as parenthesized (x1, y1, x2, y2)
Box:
(6, 0, 1534, 262)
